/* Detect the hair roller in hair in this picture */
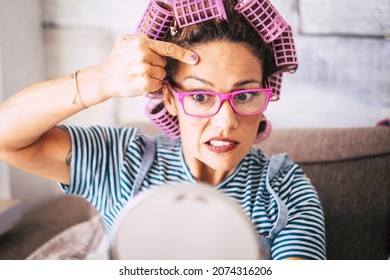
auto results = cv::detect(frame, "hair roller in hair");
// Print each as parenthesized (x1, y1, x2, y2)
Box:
(235, 0, 288, 44)
(272, 25, 298, 73)
(254, 114, 272, 144)
(172, 0, 227, 28)
(145, 99, 181, 139)
(137, 0, 175, 40)
(268, 72, 283, 101)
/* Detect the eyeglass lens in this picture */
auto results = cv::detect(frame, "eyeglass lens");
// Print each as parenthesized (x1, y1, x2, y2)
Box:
(183, 91, 268, 116)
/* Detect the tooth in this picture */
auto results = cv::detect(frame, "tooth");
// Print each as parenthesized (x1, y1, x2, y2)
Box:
(210, 140, 230, 147)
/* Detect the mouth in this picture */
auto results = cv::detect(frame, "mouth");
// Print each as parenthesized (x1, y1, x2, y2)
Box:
(205, 138, 239, 153)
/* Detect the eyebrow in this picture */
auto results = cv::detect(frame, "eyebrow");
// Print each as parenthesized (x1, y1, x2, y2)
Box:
(183, 75, 262, 88)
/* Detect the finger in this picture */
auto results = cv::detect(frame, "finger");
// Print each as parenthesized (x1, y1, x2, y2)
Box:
(130, 76, 162, 96)
(147, 66, 166, 81)
(144, 53, 167, 68)
(146, 78, 163, 93)
(147, 38, 199, 65)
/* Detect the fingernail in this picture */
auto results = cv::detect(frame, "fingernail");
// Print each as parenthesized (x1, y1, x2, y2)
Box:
(189, 54, 198, 63)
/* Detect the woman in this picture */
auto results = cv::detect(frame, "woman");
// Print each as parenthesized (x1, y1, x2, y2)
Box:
(0, 0, 325, 259)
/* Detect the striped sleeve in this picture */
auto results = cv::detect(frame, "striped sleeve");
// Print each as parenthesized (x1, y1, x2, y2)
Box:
(59, 125, 145, 214)
(271, 164, 326, 260)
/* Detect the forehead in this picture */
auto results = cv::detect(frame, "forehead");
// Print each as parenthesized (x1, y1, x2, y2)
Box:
(173, 41, 263, 85)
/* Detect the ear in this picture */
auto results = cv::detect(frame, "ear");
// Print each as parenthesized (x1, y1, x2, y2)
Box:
(163, 85, 179, 116)
(254, 114, 272, 144)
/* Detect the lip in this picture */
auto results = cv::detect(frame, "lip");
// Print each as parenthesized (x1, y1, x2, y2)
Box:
(204, 137, 239, 153)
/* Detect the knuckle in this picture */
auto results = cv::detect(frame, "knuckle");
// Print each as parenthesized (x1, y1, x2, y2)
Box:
(178, 48, 186, 61)
(165, 43, 177, 56)
(149, 80, 162, 93)
(159, 68, 167, 79)
(128, 36, 146, 50)
(119, 35, 129, 42)
(119, 34, 135, 43)
(161, 57, 168, 67)
(132, 37, 143, 48)
(137, 62, 148, 74)
(142, 53, 154, 63)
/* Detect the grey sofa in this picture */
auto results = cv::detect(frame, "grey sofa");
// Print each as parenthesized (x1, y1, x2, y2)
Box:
(0, 125, 389, 260)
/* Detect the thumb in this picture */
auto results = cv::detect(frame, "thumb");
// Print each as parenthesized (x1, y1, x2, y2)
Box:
(147, 38, 199, 65)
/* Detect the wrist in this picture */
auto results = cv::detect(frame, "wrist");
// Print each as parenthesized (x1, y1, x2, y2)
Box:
(74, 66, 112, 106)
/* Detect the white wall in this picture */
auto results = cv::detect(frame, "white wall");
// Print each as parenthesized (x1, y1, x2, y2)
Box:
(0, 42, 10, 199)
(42, 0, 150, 127)
(0, 162, 10, 198)
(0, 0, 63, 212)
(268, 0, 390, 127)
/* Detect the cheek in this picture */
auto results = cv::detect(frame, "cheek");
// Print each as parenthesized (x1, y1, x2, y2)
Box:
(241, 115, 262, 139)
(178, 114, 206, 136)
(177, 113, 211, 150)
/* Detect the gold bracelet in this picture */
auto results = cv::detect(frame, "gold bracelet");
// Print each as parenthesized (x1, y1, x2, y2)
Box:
(70, 70, 88, 109)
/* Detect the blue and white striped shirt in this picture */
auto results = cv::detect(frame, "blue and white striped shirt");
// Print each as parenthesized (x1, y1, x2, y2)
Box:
(61, 125, 326, 260)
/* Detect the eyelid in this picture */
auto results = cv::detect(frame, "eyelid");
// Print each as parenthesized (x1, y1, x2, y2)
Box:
(185, 88, 210, 93)
(233, 87, 259, 92)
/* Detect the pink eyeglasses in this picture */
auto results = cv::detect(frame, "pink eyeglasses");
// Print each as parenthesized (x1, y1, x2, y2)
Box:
(166, 81, 273, 118)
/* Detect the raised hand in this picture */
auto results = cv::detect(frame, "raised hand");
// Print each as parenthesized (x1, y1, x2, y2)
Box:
(96, 35, 198, 98)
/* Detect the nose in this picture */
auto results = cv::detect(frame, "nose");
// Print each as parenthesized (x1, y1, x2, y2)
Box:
(211, 100, 238, 132)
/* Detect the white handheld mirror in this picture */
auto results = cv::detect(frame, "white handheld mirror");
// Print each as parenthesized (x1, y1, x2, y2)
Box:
(111, 183, 265, 259)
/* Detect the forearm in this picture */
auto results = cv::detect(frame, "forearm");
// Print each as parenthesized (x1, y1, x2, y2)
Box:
(0, 66, 108, 152)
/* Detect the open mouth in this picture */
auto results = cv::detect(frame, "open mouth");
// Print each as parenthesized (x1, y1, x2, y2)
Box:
(208, 140, 236, 147)
(205, 138, 239, 153)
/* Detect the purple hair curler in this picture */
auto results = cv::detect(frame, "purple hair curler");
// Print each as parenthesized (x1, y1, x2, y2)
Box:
(172, 0, 227, 28)
(272, 25, 298, 73)
(137, 0, 175, 40)
(145, 99, 181, 139)
(268, 72, 283, 101)
(235, 0, 288, 44)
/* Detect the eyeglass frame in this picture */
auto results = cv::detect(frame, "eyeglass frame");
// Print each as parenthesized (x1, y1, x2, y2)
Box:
(165, 80, 274, 118)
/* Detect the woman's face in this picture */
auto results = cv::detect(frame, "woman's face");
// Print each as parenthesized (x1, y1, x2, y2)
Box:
(164, 40, 264, 184)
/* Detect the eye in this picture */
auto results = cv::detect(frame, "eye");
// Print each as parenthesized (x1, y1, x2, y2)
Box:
(191, 93, 209, 103)
(236, 93, 249, 101)
(235, 92, 259, 102)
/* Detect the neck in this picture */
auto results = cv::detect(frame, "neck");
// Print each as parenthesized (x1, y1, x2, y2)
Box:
(205, 169, 229, 186)
(189, 161, 230, 186)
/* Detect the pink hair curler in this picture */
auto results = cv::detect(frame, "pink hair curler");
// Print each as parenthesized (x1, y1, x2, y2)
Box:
(268, 72, 283, 101)
(145, 99, 181, 139)
(272, 25, 298, 73)
(235, 0, 288, 44)
(172, 0, 227, 28)
(254, 114, 272, 144)
(137, 0, 175, 40)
